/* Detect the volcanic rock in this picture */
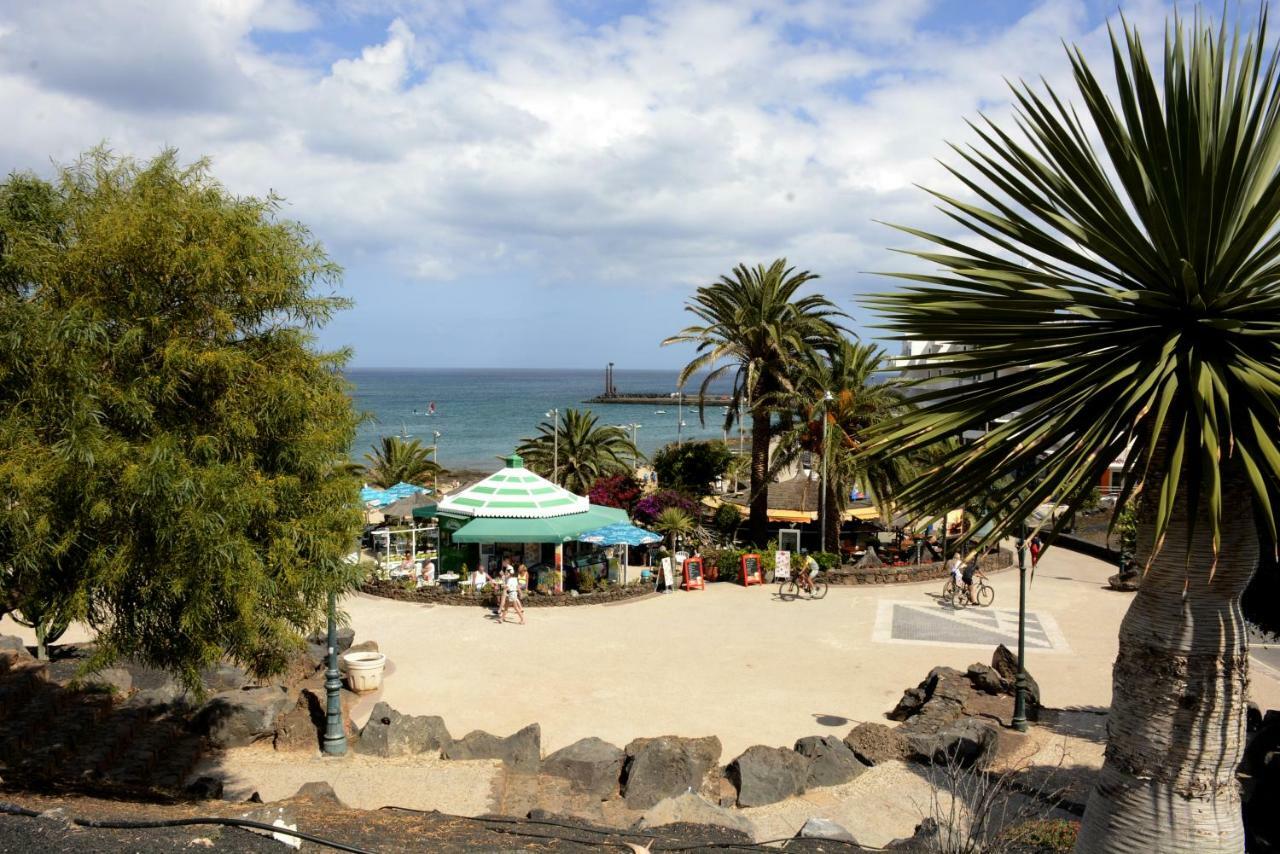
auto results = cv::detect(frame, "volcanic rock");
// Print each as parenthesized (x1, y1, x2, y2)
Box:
(794, 735, 868, 788)
(540, 737, 624, 799)
(727, 745, 808, 807)
(443, 723, 540, 774)
(621, 735, 722, 810)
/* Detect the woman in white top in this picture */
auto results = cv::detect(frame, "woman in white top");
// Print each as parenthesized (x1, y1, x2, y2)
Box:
(499, 569, 525, 624)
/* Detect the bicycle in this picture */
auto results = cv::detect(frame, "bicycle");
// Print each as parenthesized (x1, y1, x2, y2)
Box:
(942, 576, 994, 608)
(778, 573, 828, 601)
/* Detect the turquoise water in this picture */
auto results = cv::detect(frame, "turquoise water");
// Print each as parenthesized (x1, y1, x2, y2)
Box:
(346, 368, 740, 471)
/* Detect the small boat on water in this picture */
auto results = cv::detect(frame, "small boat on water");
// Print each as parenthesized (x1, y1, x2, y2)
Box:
(654, 409, 667, 414)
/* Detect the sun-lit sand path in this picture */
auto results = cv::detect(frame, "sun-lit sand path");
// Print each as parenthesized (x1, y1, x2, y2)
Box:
(336, 546, 1280, 758)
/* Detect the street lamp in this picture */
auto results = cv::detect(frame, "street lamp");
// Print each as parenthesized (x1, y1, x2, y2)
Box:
(1011, 519, 1030, 732)
(432, 430, 441, 495)
(676, 391, 684, 446)
(819, 391, 833, 553)
(322, 589, 347, 755)
(545, 409, 559, 485)
(618, 423, 642, 468)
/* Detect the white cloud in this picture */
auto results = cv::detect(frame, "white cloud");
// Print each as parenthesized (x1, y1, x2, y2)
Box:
(0, 0, 1188, 313)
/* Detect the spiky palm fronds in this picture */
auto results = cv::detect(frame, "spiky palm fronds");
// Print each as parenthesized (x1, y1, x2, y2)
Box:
(863, 13, 1280, 566)
(362, 436, 441, 488)
(516, 408, 639, 495)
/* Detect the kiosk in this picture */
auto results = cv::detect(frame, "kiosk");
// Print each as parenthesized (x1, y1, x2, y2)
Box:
(681, 556, 705, 590)
(740, 553, 764, 586)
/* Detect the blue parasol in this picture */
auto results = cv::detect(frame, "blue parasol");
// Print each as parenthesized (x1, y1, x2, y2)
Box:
(577, 521, 662, 546)
(361, 481, 429, 509)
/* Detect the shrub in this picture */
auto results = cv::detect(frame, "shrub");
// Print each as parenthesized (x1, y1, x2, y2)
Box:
(713, 503, 744, 539)
(633, 489, 700, 525)
(814, 551, 841, 570)
(999, 819, 1079, 852)
(588, 474, 643, 512)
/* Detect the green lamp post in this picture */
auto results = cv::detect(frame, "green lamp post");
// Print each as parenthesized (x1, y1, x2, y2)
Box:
(1011, 523, 1030, 732)
(322, 590, 347, 756)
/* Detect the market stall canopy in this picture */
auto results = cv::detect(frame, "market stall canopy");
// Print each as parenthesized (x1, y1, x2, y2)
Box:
(436, 455, 588, 518)
(450, 505, 627, 544)
(577, 521, 662, 546)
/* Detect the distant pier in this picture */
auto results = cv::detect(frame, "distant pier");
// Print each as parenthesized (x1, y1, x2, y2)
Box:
(588, 365, 734, 405)
(585, 392, 735, 405)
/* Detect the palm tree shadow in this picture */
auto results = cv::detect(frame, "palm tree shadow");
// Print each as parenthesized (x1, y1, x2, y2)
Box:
(1035, 706, 1109, 743)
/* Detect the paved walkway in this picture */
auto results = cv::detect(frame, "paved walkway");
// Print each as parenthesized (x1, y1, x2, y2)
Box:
(339, 547, 1280, 758)
(5, 546, 1277, 762)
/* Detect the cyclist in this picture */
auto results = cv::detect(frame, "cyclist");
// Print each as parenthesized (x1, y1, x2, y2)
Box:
(962, 556, 987, 604)
(796, 549, 821, 593)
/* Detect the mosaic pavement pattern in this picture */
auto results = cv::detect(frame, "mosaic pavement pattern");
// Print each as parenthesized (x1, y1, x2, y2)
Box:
(873, 600, 1070, 653)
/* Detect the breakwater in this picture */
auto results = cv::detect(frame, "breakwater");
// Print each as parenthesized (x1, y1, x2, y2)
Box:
(585, 393, 735, 405)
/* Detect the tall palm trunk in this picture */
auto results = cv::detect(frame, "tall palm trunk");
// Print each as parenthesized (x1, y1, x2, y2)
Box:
(1076, 460, 1258, 852)
(823, 479, 840, 553)
(749, 408, 771, 545)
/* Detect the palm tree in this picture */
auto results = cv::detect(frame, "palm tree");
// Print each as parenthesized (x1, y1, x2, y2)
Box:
(653, 507, 695, 552)
(861, 13, 1280, 851)
(361, 436, 441, 488)
(664, 259, 845, 544)
(768, 339, 912, 552)
(516, 408, 639, 494)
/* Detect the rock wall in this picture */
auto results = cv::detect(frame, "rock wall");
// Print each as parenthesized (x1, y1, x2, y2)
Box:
(823, 548, 1013, 586)
(361, 579, 656, 607)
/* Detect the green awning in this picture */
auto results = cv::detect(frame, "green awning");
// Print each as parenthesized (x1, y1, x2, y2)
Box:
(449, 505, 627, 544)
(412, 503, 438, 519)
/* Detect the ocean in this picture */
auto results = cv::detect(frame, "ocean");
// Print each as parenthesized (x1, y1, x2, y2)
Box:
(346, 368, 741, 472)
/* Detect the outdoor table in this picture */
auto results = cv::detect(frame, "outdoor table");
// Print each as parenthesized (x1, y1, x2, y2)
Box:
(438, 573, 460, 592)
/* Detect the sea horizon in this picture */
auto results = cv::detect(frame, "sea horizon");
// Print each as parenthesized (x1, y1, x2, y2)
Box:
(346, 366, 740, 473)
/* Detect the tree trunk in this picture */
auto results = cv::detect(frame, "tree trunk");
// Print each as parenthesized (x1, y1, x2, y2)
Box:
(748, 409, 771, 546)
(1076, 459, 1257, 852)
(823, 480, 840, 554)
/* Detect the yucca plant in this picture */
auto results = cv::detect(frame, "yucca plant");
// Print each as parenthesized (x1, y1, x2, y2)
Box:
(652, 506, 696, 552)
(862, 11, 1280, 852)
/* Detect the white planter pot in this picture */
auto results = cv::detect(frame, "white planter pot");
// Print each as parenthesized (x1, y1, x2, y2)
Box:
(342, 651, 386, 693)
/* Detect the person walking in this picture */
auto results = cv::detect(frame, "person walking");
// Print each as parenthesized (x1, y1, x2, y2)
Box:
(500, 567, 525, 625)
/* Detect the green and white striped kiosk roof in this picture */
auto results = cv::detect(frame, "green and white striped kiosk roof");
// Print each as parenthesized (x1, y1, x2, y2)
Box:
(436, 454, 590, 518)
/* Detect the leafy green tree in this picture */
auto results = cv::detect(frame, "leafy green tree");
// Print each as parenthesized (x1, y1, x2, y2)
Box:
(362, 436, 441, 487)
(861, 14, 1280, 851)
(652, 507, 695, 552)
(769, 339, 912, 552)
(516, 408, 639, 494)
(0, 149, 363, 689)
(664, 259, 845, 544)
(652, 440, 733, 497)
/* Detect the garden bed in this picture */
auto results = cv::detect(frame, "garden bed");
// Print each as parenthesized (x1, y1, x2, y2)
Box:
(361, 579, 656, 607)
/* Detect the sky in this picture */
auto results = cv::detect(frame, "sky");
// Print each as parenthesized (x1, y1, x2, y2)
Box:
(0, 0, 1250, 368)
